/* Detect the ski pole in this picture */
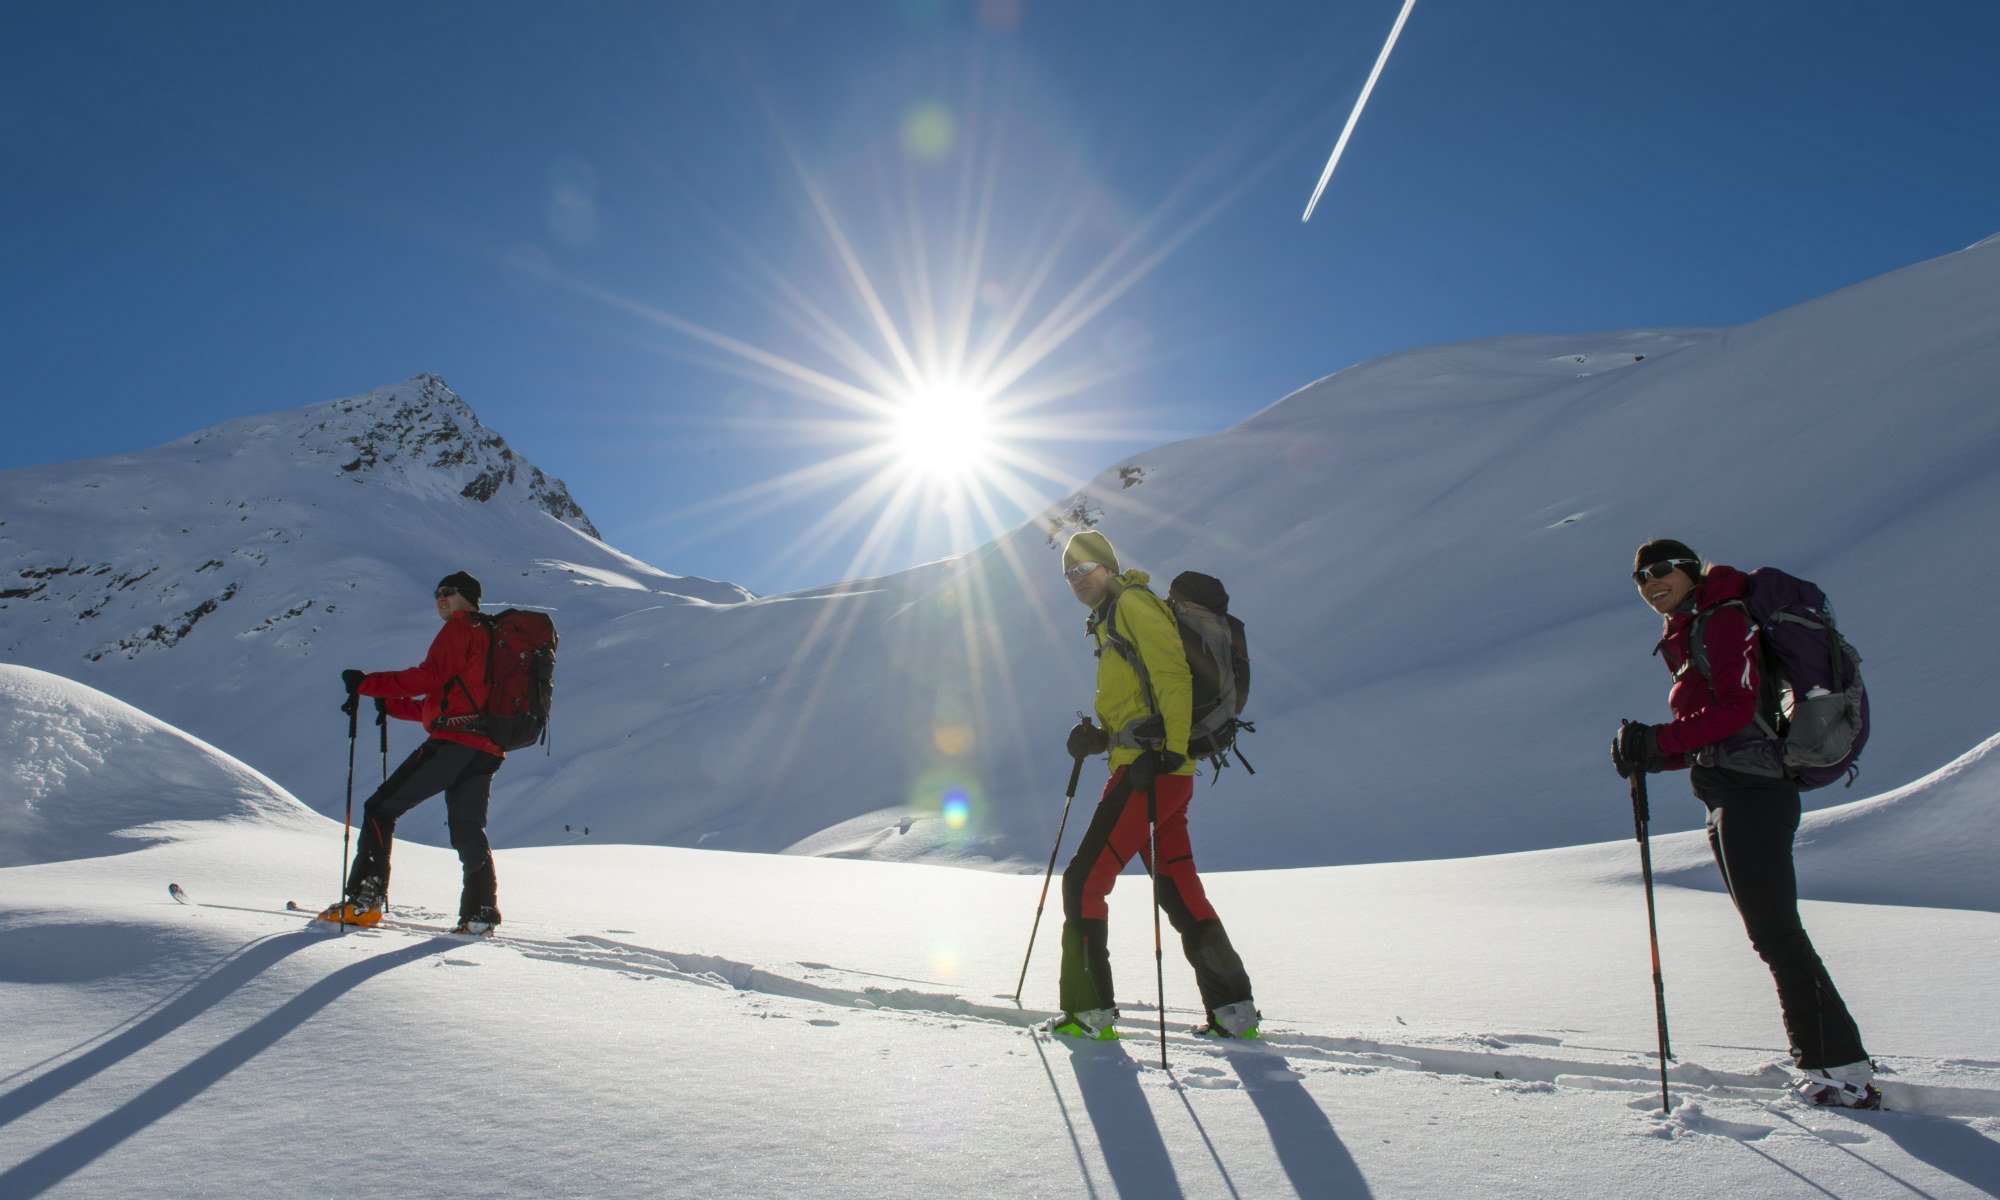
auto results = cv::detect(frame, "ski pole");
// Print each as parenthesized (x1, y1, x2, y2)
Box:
(1013, 748, 1087, 1004)
(341, 693, 359, 932)
(1147, 777, 1167, 1069)
(375, 697, 389, 782)
(1631, 768, 1673, 1113)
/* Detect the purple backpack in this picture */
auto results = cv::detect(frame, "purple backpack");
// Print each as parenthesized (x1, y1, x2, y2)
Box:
(1689, 568, 1869, 790)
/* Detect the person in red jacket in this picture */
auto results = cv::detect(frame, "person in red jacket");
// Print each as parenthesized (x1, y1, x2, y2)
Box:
(1612, 539, 1876, 1108)
(316, 571, 506, 935)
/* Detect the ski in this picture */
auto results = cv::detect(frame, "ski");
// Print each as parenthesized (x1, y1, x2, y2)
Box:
(165, 883, 494, 938)
(283, 899, 493, 937)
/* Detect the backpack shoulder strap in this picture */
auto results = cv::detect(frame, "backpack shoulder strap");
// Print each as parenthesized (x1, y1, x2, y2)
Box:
(1093, 589, 1174, 756)
(1094, 587, 1156, 711)
(441, 613, 496, 709)
(1686, 598, 1747, 683)
(1688, 598, 1784, 740)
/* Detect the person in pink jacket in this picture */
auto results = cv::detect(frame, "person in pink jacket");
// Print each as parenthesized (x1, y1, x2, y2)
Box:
(1614, 539, 1876, 1108)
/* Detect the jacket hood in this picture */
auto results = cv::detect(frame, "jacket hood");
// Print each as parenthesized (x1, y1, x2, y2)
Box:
(1692, 563, 1750, 610)
(1658, 562, 1749, 647)
(1089, 569, 1155, 629)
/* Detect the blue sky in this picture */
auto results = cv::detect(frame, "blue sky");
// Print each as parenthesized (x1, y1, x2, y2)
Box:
(6, 1, 1997, 595)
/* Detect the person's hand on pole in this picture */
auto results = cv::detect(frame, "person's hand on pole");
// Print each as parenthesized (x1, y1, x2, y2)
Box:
(1612, 719, 1664, 778)
(1066, 717, 1108, 760)
(1127, 749, 1186, 792)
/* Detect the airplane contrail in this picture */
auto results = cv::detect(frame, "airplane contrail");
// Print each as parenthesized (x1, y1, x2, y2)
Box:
(1302, 0, 1421, 223)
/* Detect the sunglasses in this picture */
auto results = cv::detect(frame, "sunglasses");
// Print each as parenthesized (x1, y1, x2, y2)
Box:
(434, 587, 460, 600)
(1063, 561, 1103, 582)
(1631, 559, 1698, 585)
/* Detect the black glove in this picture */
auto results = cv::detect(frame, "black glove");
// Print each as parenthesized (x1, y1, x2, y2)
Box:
(1066, 719, 1109, 760)
(1126, 749, 1186, 792)
(340, 669, 366, 716)
(1612, 720, 1665, 778)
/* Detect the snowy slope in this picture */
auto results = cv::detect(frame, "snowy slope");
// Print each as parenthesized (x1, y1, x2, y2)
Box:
(5, 238, 2000, 873)
(3, 667, 1998, 1199)
(0, 665, 318, 869)
(1041, 231, 2000, 866)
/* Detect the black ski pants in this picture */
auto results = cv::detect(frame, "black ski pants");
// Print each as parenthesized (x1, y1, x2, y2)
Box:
(346, 738, 503, 920)
(1693, 767, 1867, 1070)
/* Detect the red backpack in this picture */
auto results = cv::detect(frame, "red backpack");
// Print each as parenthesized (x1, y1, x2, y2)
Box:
(440, 610, 559, 750)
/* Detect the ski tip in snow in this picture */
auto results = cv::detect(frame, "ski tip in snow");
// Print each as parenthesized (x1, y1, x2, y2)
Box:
(169, 883, 190, 904)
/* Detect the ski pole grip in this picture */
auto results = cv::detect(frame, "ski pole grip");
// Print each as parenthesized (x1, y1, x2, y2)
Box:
(1629, 769, 1650, 830)
(1064, 710, 1093, 798)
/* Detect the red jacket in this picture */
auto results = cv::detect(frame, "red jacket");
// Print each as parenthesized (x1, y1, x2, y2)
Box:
(1651, 564, 1764, 769)
(357, 611, 504, 758)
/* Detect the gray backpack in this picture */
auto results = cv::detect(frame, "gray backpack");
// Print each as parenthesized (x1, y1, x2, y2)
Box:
(1098, 571, 1256, 777)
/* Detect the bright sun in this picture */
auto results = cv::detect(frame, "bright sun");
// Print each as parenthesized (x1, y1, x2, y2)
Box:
(890, 381, 994, 481)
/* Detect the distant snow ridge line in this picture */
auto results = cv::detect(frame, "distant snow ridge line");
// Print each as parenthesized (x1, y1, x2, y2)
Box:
(1648, 729, 2000, 914)
(1787, 729, 2000, 913)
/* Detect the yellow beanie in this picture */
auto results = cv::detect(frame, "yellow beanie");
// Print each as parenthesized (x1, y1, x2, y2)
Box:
(1062, 530, 1119, 575)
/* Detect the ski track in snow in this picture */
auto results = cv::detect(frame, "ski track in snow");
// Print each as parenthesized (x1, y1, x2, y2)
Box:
(234, 899, 2000, 1125)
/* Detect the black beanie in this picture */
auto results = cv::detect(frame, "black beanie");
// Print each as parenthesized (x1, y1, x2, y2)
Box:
(1633, 539, 1701, 582)
(437, 571, 482, 607)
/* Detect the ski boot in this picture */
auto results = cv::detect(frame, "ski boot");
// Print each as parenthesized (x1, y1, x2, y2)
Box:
(1040, 1007, 1120, 1041)
(1796, 1061, 1882, 1110)
(314, 888, 384, 928)
(449, 906, 502, 937)
(1191, 999, 1262, 1040)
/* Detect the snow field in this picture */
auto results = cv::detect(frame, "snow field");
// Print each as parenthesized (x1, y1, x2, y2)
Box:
(9, 233, 2000, 1194)
(4, 668, 1999, 1196)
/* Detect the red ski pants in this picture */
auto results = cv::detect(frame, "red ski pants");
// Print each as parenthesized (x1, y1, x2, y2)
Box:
(1061, 769, 1217, 924)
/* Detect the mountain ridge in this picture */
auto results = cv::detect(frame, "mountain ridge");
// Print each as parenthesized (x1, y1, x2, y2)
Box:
(4, 238, 1998, 871)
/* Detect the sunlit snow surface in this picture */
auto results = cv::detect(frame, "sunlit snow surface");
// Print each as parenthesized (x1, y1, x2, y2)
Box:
(3, 666, 1998, 1198)
(7, 239, 2000, 1195)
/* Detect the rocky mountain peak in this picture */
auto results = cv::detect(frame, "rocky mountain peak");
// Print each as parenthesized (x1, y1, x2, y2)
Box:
(300, 374, 599, 538)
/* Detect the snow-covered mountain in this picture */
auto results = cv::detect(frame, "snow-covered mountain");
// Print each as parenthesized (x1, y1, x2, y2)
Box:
(4, 236, 2000, 871)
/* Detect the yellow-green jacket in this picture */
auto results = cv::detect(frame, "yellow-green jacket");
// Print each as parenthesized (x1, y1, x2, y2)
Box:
(1089, 569, 1197, 776)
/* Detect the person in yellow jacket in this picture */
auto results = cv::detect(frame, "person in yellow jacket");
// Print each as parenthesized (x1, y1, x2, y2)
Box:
(1046, 530, 1259, 1041)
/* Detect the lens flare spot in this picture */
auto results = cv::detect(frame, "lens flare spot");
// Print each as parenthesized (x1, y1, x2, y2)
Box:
(901, 101, 956, 162)
(910, 771, 982, 838)
(934, 725, 974, 755)
(547, 158, 600, 248)
(931, 942, 962, 981)
(976, 0, 1023, 32)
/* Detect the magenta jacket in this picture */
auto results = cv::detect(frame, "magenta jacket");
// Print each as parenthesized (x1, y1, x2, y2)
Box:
(1651, 564, 1765, 769)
